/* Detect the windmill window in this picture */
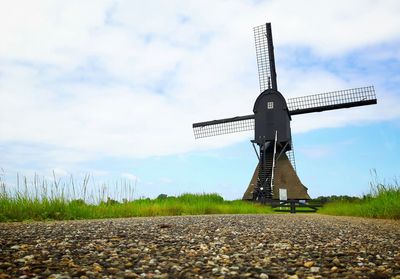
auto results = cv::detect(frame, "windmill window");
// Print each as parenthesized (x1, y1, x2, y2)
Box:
(267, 101, 274, 109)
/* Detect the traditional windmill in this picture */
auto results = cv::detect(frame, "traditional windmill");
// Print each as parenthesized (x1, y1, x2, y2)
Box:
(192, 22, 377, 203)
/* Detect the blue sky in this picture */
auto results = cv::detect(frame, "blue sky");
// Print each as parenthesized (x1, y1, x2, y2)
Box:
(0, 0, 399, 200)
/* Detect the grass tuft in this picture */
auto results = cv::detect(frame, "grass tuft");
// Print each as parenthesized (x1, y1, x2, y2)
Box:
(319, 174, 400, 220)
(0, 178, 273, 222)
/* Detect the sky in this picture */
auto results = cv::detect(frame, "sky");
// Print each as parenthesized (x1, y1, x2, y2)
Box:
(0, 0, 399, 200)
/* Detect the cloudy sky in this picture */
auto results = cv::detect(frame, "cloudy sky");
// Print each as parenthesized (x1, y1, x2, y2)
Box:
(0, 0, 399, 200)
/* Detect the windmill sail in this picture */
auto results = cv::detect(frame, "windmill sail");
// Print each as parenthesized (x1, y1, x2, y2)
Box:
(288, 86, 377, 115)
(254, 23, 277, 92)
(193, 114, 254, 139)
(286, 146, 296, 171)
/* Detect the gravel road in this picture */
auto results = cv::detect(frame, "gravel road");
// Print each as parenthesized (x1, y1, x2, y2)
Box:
(0, 214, 399, 278)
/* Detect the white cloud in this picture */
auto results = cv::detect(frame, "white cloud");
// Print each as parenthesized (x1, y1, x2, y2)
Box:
(266, 0, 400, 56)
(52, 168, 68, 177)
(121, 173, 138, 181)
(0, 0, 399, 165)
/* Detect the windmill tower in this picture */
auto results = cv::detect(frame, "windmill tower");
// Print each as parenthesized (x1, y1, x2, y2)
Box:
(192, 22, 377, 203)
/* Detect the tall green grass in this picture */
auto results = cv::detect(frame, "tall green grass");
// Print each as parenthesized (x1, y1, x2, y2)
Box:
(0, 193, 273, 222)
(319, 176, 400, 220)
(0, 173, 272, 222)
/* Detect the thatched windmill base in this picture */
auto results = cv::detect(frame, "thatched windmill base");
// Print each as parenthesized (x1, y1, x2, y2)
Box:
(243, 154, 310, 201)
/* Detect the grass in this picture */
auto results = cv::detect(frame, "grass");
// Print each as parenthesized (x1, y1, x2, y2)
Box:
(0, 194, 273, 222)
(0, 172, 272, 222)
(319, 176, 400, 220)
(1, 170, 399, 221)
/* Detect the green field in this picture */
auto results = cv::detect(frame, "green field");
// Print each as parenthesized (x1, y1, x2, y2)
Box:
(318, 178, 400, 220)
(0, 174, 272, 222)
(0, 190, 273, 222)
(1, 172, 399, 221)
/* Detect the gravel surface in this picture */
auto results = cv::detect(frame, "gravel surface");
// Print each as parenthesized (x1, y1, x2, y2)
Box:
(0, 214, 399, 278)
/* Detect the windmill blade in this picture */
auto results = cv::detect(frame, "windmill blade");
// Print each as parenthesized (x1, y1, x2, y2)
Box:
(193, 114, 254, 139)
(288, 86, 377, 116)
(254, 22, 277, 92)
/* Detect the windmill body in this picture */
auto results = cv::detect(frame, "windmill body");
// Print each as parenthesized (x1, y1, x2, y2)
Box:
(251, 88, 297, 202)
(192, 22, 377, 203)
(254, 89, 291, 146)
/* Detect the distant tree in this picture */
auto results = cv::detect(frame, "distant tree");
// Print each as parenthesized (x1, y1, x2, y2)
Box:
(157, 194, 168, 200)
(312, 195, 362, 204)
(362, 194, 373, 200)
(105, 197, 120, 205)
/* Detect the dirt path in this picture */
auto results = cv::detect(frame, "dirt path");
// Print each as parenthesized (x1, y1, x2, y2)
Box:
(0, 214, 399, 278)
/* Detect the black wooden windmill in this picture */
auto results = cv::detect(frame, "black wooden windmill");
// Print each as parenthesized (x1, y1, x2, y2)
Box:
(192, 22, 377, 203)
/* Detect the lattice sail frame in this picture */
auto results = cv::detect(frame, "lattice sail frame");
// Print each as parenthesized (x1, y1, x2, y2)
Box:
(254, 23, 277, 92)
(192, 86, 377, 139)
(288, 86, 376, 115)
(193, 115, 254, 139)
(286, 149, 297, 171)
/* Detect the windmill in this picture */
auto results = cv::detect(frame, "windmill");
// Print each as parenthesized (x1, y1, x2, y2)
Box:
(192, 22, 377, 203)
